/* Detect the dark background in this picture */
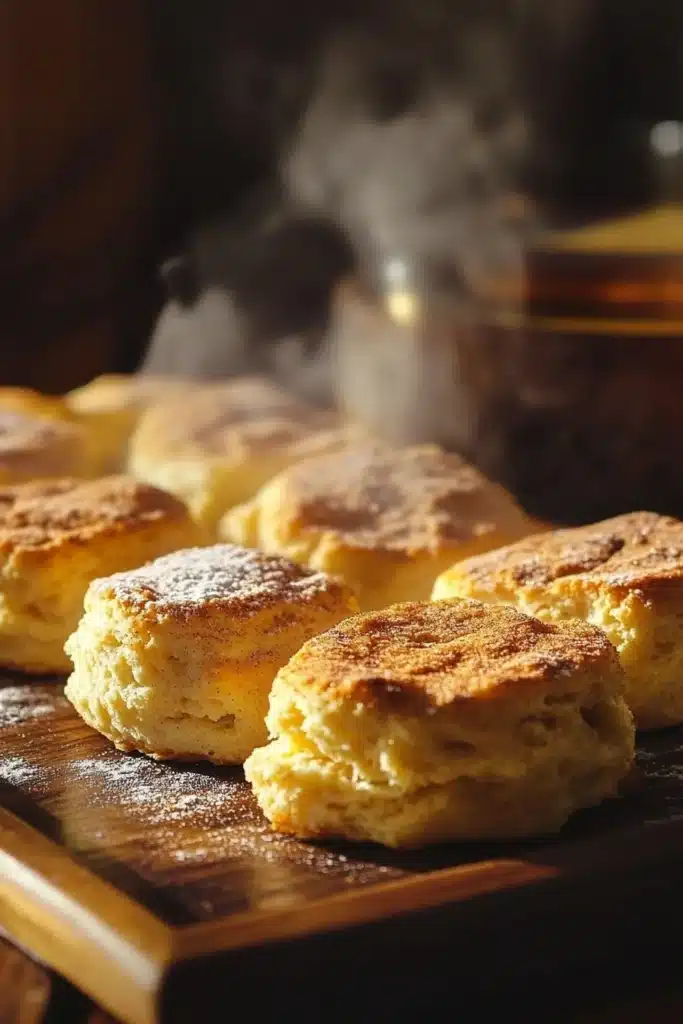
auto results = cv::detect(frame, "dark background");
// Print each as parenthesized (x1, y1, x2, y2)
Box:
(2, 0, 683, 392)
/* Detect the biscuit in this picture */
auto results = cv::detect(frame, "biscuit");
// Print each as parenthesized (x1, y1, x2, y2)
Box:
(0, 476, 201, 673)
(66, 373, 198, 473)
(0, 410, 91, 484)
(65, 545, 358, 763)
(128, 376, 365, 533)
(245, 599, 634, 848)
(0, 386, 75, 424)
(0, 387, 91, 483)
(432, 511, 683, 729)
(222, 443, 533, 611)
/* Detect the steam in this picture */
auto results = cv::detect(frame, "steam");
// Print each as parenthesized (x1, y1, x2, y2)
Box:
(285, 24, 531, 301)
(145, 0, 680, 426)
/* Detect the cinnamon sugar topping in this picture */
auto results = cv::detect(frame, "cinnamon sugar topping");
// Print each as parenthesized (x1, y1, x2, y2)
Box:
(0, 411, 85, 474)
(0, 476, 188, 550)
(276, 443, 529, 553)
(284, 598, 618, 708)
(460, 511, 683, 591)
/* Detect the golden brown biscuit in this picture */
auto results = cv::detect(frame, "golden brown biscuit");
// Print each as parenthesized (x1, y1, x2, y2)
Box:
(0, 387, 91, 483)
(245, 599, 634, 848)
(66, 373, 199, 473)
(0, 410, 91, 484)
(65, 544, 358, 763)
(432, 511, 683, 729)
(0, 475, 201, 673)
(0, 386, 75, 423)
(129, 376, 365, 532)
(222, 443, 533, 611)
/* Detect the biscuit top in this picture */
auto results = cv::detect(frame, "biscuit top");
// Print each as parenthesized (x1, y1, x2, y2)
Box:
(0, 476, 189, 551)
(67, 374, 198, 414)
(454, 511, 683, 593)
(270, 443, 530, 553)
(0, 387, 74, 423)
(132, 377, 353, 459)
(0, 410, 76, 450)
(95, 544, 355, 618)
(282, 599, 619, 709)
(0, 411, 86, 475)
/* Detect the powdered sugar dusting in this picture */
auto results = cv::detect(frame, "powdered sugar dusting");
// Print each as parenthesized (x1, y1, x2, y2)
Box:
(69, 754, 241, 825)
(93, 544, 334, 609)
(63, 754, 395, 881)
(0, 685, 63, 727)
(0, 755, 42, 785)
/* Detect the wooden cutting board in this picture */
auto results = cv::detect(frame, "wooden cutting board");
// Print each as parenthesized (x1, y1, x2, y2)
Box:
(2, 675, 683, 1024)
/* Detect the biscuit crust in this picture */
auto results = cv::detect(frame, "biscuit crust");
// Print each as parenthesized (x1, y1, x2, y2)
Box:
(67, 373, 197, 415)
(94, 543, 355, 622)
(0, 387, 76, 423)
(0, 475, 190, 553)
(131, 377, 338, 461)
(437, 512, 683, 594)
(284, 598, 621, 708)
(0, 410, 90, 483)
(432, 512, 683, 728)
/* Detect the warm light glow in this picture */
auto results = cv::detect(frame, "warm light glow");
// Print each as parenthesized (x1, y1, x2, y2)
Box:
(386, 290, 420, 325)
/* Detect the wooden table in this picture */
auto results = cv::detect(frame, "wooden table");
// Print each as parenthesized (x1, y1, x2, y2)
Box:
(4, 677, 683, 1023)
(4, 935, 683, 1024)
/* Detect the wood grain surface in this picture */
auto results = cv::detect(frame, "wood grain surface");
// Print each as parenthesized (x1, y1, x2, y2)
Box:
(2, 676, 683, 1023)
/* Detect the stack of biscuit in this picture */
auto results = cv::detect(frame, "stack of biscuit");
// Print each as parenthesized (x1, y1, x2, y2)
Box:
(5, 370, 678, 852)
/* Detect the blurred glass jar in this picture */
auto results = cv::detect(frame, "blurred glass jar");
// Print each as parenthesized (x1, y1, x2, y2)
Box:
(332, 259, 484, 451)
(330, 129, 683, 526)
